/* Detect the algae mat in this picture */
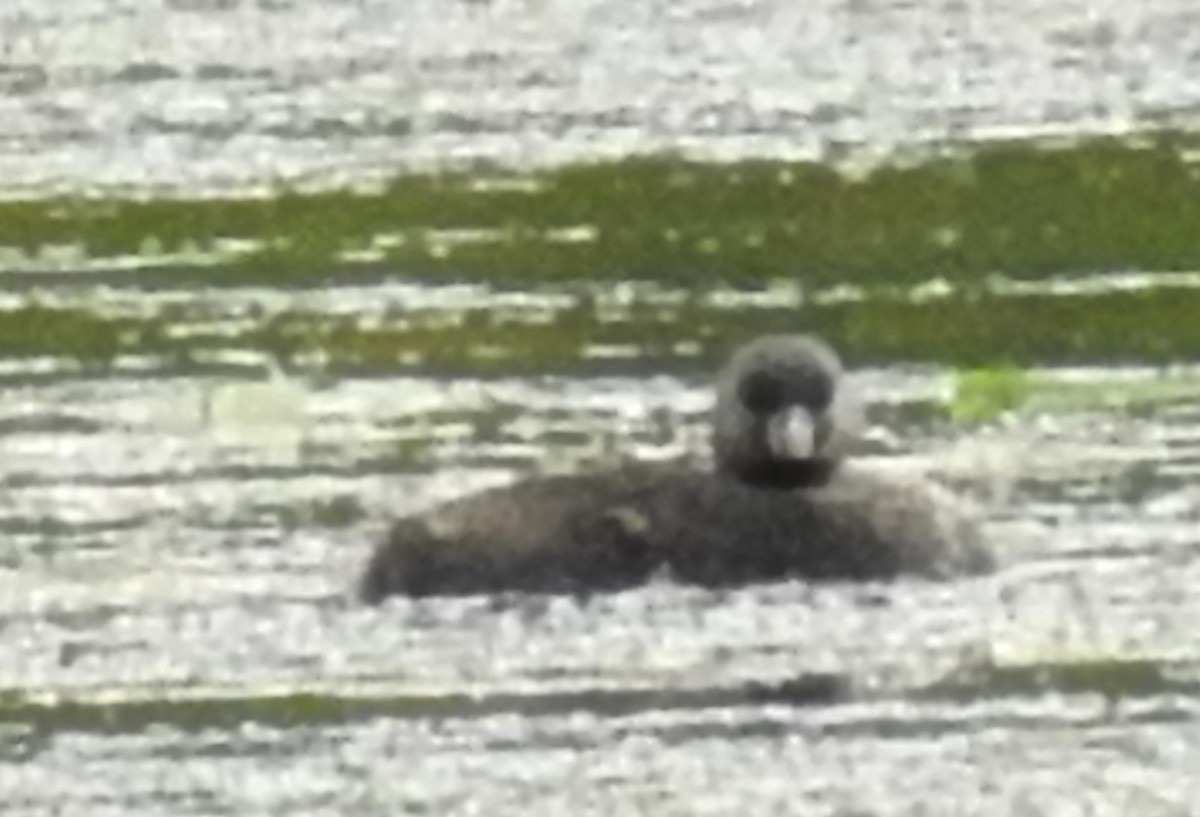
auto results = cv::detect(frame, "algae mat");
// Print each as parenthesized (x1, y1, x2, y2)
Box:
(3, 133, 1200, 373)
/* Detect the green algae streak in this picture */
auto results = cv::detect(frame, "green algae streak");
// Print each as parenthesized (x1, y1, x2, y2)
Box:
(3, 131, 1200, 287)
(2, 130, 1200, 370)
(1, 283, 1198, 375)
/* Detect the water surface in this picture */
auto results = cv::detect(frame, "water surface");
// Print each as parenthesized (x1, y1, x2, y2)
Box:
(3, 0, 1200, 812)
(3, 0, 1200, 193)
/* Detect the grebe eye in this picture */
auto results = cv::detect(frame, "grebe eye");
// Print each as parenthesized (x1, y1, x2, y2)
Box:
(738, 371, 786, 414)
(808, 375, 834, 412)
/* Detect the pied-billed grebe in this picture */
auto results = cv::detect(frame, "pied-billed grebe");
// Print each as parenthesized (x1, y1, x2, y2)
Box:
(358, 335, 993, 601)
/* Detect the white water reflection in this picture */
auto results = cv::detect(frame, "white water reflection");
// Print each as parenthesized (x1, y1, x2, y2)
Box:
(1, 348, 1198, 813)
(4, 0, 1200, 193)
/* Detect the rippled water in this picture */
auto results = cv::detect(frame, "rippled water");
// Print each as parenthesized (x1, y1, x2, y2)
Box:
(3, 319, 1200, 813)
(4, 0, 1200, 193)
(4, 0, 1200, 813)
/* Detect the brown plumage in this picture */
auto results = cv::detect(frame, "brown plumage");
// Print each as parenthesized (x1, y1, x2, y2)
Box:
(358, 335, 993, 602)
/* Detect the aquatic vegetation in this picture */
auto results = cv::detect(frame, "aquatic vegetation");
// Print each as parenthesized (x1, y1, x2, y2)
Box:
(0, 688, 469, 734)
(3, 654, 1193, 737)
(1, 130, 1199, 375)
(0, 129, 1197, 373)
(2, 131, 1200, 290)
(307, 495, 369, 529)
(1, 279, 1200, 376)
(0, 306, 147, 364)
(950, 366, 1033, 422)
(0, 673, 849, 735)
(952, 363, 1200, 423)
(922, 655, 1200, 705)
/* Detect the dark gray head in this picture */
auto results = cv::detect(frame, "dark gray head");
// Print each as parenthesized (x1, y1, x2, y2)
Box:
(712, 334, 858, 489)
